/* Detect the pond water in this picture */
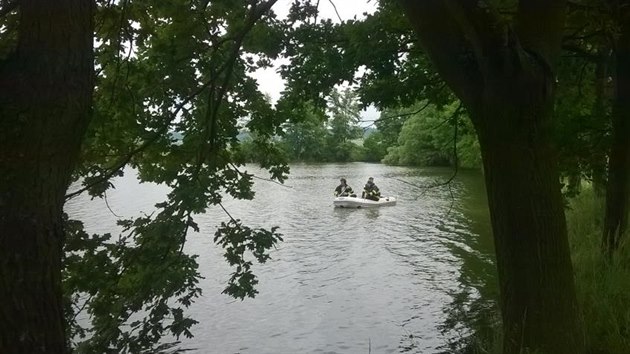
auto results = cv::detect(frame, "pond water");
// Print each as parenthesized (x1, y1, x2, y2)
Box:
(65, 163, 497, 354)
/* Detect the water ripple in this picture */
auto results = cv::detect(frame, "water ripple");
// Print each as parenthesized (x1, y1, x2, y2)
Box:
(64, 164, 494, 354)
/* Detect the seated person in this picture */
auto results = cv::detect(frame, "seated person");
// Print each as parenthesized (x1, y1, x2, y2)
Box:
(334, 178, 355, 197)
(362, 177, 381, 201)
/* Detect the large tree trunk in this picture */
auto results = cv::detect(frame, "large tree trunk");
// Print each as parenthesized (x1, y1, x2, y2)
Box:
(471, 73, 583, 353)
(397, 1, 584, 353)
(0, 1, 94, 353)
(602, 13, 630, 256)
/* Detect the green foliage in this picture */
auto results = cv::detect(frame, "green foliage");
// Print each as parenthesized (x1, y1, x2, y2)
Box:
(325, 88, 363, 161)
(281, 104, 330, 161)
(554, 52, 611, 190)
(551, 0, 615, 190)
(375, 109, 407, 148)
(279, 0, 451, 111)
(64, 0, 291, 351)
(214, 220, 283, 299)
(64, 212, 201, 352)
(361, 130, 388, 162)
(383, 102, 481, 168)
(277, 89, 363, 162)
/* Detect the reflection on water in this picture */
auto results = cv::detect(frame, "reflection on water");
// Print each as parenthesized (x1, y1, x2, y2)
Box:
(435, 172, 499, 353)
(65, 163, 496, 353)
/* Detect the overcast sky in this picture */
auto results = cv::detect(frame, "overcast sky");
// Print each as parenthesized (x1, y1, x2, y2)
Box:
(252, 0, 380, 122)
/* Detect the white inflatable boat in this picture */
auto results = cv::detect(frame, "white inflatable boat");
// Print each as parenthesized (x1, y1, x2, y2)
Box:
(333, 196, 397, 208)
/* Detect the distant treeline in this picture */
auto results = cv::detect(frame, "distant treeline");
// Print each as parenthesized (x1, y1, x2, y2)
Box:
(236, 99, 482, 168)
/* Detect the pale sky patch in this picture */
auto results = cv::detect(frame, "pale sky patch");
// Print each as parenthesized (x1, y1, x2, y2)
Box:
(251, 0, 380, 124)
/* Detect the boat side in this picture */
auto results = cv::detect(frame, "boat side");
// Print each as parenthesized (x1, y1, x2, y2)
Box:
(333, 196, 396, 208)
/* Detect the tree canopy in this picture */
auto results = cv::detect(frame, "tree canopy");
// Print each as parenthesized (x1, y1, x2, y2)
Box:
(2, 0, 630, 353)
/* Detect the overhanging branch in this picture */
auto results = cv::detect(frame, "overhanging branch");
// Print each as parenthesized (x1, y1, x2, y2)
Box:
(196, 0, 278, 176)
(66, 0, 280, 201)
(65, 78, 214, 200)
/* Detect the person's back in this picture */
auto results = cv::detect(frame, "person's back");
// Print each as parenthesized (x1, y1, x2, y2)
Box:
(334, 178, 354, 197)
(362, 177, 380, 201)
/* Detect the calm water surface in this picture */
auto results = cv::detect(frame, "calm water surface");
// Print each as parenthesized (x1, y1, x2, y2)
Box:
(65, 163, 496, 354)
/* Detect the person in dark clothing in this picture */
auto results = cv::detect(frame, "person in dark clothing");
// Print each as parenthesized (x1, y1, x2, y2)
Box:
(334, 178, 355, 197)
(362, 177, 381, 201)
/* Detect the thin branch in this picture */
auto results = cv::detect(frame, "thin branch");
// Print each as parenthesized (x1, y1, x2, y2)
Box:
(360, 100, 433, 131)
(443, 177, 456, 222)
(578, 58, 592, 98)
(218, 202, 238, 224)
(564, 30, 607, 42)
(314, 0, 321, 24)
(194, 0, 278, 178)
(441, 102, 460, 220)
(388, 102, 463, 195)
(251, 174, 293, 187)
(104, 191, 122, 218)
(71, 294, 95, 323)
(109, 0, 130, 103)
(327, 0, 343, 22)
(178, 211, 193, 254)
(229, 162, 294, 189)
(562, 43, 600, 62)
(68, 2, 279, 201)
(361, 83, 456, 130)
(65, 79, 214, 200)
(379, 100, 431, 123)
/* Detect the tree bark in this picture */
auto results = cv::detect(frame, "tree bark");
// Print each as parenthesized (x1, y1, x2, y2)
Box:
(0, 1, 94, 353)
(472, 74, 583, 353)
(591, 49, 611, 197)
(603, 16, 630, 256)
(398, 1, 584, 352)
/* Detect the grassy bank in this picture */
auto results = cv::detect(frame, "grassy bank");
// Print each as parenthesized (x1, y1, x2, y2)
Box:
(567, 189, 630, 353)
(469, 188, 630, 353)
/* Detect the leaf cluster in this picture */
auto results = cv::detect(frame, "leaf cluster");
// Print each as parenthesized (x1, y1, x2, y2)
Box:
(64, 210, 201, 352)
(62, 0, 292, 350)
(214, 219, 283, 299)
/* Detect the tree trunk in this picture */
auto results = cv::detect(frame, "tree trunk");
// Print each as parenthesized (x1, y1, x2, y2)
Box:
(468, 69, 583, 354)
(397, 1, 584, 352)
(0, 1, 94, 353)
(591, 49, 611, 197)
(602, 19, 630, 256)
